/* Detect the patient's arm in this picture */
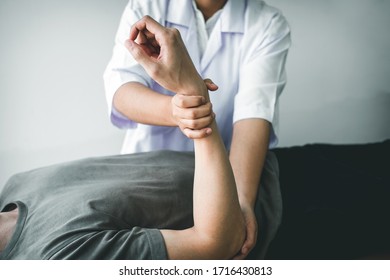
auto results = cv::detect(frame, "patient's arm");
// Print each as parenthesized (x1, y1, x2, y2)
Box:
(161, 119, 246, 259)
(127, 16, 245, 259)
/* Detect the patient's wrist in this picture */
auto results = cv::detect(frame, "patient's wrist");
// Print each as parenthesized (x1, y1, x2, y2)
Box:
(178, 78, 209, 99)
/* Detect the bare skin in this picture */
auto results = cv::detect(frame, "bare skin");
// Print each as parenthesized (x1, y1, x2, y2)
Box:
(113, 1, 226, 139)
(195, 0, 227, 20)
(230, 118, 270, 259)
(0, 206, 18, 252)
(127, 15, 245, 259)
(113, 1, 269, 258)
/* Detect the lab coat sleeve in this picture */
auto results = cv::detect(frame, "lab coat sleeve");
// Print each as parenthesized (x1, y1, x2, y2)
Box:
(103, 2, 153, 129)
(233, 11, 291, 147)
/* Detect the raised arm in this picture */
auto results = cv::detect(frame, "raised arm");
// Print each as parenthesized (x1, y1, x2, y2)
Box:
(126, 16, 245, 259)
(111, 13, 217, 139)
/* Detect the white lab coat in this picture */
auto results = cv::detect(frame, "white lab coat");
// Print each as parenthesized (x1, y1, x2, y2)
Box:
(104, 0, 291, 154)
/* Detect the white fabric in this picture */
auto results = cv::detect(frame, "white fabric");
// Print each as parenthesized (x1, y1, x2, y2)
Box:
(192, 0, 222, 58)
(103, 0, 291, 154)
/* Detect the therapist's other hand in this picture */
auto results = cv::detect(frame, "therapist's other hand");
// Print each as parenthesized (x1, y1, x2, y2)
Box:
(233, 204, 258, 260)
(172, 79, 218, 139)
(125, 16, 207, 98)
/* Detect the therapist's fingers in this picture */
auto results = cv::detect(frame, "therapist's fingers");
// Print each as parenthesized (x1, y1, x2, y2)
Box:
(181, 127, 212, 139)
(172, 94, 206, 108)
(204, 78, 219, 92)
(173, 103, 213, 120)
(232, 206, 258, 260)
(179, 114, 215, 130)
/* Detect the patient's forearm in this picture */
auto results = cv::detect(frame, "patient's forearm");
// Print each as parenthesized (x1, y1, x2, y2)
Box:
(161, 120, 245, 259)
(159, 78, 245, 259)
(193, 121, 245, 251)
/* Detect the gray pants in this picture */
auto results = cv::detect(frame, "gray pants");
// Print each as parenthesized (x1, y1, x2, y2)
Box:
(247, 151, 282, 259)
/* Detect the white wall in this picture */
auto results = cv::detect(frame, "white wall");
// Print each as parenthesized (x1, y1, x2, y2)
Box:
(271, 0, 390, 146)
(1, 0, 390, 187)
(0, 0, 128, 187)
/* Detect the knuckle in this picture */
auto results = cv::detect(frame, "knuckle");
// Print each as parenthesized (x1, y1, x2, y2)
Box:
(195, 96, 204, 106)
(188, 110, 197, 119)
(177, 97, 186, 108)
(142, 15, 152, 22)
(169, 27, 180, 36)
(173, 94, 184, 107)
(187, 120, 197, 128)
(166, 28, 181, 42)
(171, 110, 179, 119)
(171, 95, 177, 105)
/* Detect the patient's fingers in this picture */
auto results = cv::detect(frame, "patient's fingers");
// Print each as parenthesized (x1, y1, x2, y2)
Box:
(131, 29, 160, 58)
(130, 16, 166, 42)
(142, 29, 159, 47)
(129, 16, 165, 62)
(125, 40, 155, 69)
(136, 30, 160, 51)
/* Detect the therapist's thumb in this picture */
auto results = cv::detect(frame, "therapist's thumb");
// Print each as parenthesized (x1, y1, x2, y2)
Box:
(125, 39, 153, 69)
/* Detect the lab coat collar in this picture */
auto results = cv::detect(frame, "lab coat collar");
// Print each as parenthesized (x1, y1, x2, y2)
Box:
(220, 0, 245, 34)
(166, 0, 194, 28)
(201, 0, 245, 70)
(166, 0, 245, 33)
(166, 0, 246, 71)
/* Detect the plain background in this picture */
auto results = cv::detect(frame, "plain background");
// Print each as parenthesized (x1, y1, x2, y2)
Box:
(1, 0, 389, 187)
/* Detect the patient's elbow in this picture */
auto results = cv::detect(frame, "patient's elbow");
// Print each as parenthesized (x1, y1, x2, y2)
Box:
(197, 221, 246, 259)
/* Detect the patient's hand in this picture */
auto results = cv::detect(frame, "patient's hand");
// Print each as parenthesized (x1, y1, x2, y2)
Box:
(125, 16, 207, 98)
(126, 16, 218, 138)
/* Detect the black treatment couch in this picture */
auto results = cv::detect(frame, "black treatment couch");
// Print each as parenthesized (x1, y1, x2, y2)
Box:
(266, 139, 390, 259)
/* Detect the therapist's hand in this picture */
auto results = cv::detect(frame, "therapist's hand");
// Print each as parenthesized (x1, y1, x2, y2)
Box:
(172, 79, 218, 139)
(233, 204, 258, 260)
(125, 16, 207, 98)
